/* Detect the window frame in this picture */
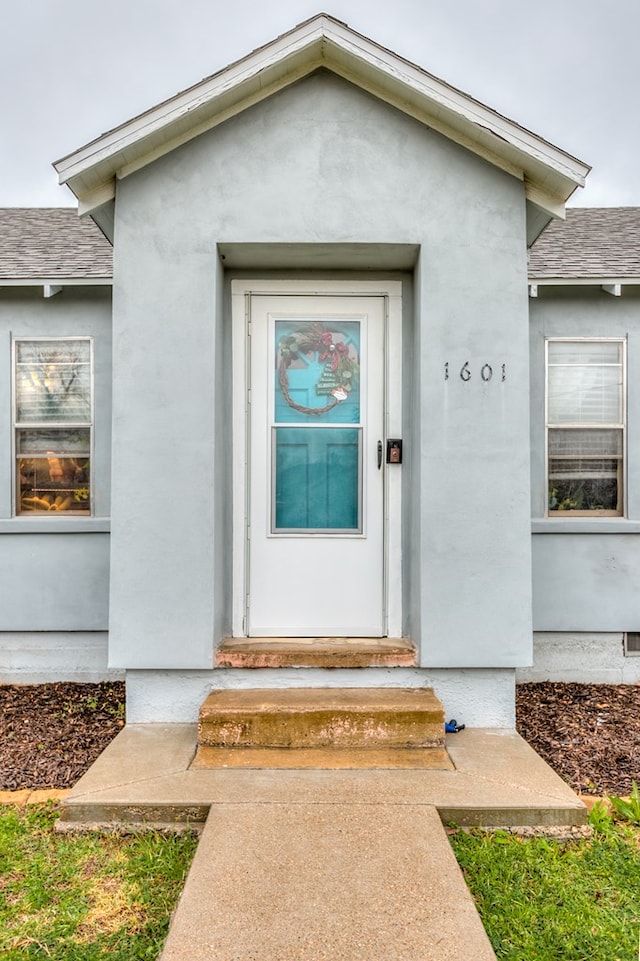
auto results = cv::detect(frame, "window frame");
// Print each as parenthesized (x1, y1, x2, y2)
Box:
(545, 336, 626, 518)
(12, 335, 95, 517)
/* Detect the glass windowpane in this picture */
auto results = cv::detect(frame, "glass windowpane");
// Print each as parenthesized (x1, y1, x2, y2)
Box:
(273, 427, 361, 531)
(548, 364, 622, 424)
(14, 340, 92, 516)
(17, 427, 91, 455)
(16, 423, 91, 515)
(548, 341, 621, 366)
(548, 468, 619, 512)
(547, 341, 624, 515)
(548, 428, 622, 458)
(15, 340, 91, 423)
(275, 320, 360, 424)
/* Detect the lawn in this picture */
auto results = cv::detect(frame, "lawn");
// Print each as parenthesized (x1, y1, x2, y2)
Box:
(450, 812, 640, 961)
(3, 803, 639, 961)
(0, 803, 198, 961)
(2, 682, 640, 960)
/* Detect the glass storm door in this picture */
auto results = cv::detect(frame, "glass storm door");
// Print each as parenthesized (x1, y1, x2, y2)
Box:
(248, 295, 385, 636)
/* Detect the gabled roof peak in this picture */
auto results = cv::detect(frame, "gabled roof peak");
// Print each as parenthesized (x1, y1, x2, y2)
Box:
(54, 13, 589, 230)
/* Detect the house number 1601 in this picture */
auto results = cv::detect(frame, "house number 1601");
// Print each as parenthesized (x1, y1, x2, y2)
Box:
(444, 362, 507, 382)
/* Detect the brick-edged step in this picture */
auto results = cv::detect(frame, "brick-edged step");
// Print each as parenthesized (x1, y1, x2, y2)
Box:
(197, 688, 445, 751)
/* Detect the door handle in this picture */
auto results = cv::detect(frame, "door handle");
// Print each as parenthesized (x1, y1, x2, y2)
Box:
(377, 440, 383, 470)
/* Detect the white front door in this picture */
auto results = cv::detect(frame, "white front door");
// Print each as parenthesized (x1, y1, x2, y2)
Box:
(246, 293, 386, 637)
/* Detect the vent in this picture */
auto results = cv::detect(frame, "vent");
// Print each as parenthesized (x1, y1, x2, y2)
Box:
(624, 632, 640, 655)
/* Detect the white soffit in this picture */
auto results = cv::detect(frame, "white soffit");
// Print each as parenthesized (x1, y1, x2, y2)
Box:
(54, 14, 589, 218)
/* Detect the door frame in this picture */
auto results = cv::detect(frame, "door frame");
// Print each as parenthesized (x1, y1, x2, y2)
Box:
(231, 279, 403, 637)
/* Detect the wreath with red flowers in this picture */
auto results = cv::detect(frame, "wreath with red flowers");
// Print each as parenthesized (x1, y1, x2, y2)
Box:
(278, 323, 359, 416)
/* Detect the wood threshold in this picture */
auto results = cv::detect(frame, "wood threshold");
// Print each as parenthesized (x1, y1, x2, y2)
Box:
(215, 637, 417, 669)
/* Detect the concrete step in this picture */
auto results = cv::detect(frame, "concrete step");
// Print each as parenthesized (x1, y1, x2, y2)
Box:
(197, 687, 445, 751)
(215, 636, 417, 668)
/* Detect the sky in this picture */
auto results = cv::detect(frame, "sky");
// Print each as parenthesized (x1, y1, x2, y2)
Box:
(2, 0, 639, 209)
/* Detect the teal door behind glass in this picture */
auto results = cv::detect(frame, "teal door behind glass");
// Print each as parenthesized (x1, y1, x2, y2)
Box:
(274, 427, 361, 530)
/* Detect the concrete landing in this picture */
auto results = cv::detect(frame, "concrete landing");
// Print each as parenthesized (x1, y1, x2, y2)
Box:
(58, 725, 587, 830)
(159, 802, 496, 961)
(58, 727, 587, 961)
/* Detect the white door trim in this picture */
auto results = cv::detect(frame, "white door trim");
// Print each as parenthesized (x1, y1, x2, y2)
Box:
(231, 279, 403, 637)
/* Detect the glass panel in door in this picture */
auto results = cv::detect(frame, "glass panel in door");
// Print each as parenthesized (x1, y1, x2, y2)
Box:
(272, 319, 362, 533)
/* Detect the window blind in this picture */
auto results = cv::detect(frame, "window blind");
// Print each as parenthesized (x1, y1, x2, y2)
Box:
(15, 341, 91, 424)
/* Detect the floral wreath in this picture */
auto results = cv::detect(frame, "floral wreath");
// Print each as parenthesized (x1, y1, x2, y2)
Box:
(278, 323, 359, 416)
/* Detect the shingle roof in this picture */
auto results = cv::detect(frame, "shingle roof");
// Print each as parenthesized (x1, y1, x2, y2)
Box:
(0, 208, 112, 281)
(529, 207, 640, 280)
(3, 205, 640, 283)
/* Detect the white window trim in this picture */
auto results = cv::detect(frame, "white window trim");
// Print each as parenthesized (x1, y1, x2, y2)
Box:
(545, 336, 627, 518)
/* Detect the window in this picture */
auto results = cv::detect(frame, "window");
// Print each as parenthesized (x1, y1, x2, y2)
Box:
(546, 339, 625, 516)
(14, 338, 92, 515)
(624, 632, 640, 656)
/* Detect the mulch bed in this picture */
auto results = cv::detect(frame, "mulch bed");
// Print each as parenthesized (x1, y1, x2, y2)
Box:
(0, 680, 638, 795)
(0, 682, 125, 791)
(516, 682, 640, 797)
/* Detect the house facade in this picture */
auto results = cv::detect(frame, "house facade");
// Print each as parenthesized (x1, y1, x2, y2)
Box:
(1, 16, 638, 727)
(524, 208, 640, 684)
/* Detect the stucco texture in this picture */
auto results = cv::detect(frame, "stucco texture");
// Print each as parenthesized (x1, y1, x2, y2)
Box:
(0, 287, 111, 632)
(530, 289, 640, 629)
(109, 70, 532, 671)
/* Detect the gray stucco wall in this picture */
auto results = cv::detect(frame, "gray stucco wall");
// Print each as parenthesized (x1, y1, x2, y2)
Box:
(109, 70, 532, 671)
(0, 533, 109, 629)
(530, 288, 640, 630)
(0, 631, 121, 684)
(0, 286, 111, 633)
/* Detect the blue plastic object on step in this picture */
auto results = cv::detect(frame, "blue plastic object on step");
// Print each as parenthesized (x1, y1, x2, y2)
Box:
(445, 719, 465, 733)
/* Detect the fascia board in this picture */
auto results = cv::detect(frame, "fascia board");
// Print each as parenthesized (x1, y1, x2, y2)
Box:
(321, 24, 589, 188)
(0, 277, 113, 286)
(59, 46, 325, 204)
(528, 276, 640, 286)
(114, 54, 323, 184)
(522, 183, 568, 221)
(54, 22, 328, 184)
(77, 182, 117, 215)
(325, 52, 576, 216)
(55, 13, 589, 216)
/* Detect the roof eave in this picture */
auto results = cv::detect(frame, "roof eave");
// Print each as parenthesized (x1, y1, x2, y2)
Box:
(528, 276, 640, 286)
(0, 277, 113, 286)
(55, 14, 589, 218)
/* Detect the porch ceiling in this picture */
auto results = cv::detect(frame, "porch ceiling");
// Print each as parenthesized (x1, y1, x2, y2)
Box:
(217, 243, 420, 270)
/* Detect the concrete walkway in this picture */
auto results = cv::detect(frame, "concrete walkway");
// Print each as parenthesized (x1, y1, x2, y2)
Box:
(160, 802, 495, 961)
(59, 727, 587, 960)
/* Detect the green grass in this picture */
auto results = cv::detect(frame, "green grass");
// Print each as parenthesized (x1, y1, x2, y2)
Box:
(4, 800, 640, 961)
(0, 803, 198, 960)
(450, 819, 640, 961)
